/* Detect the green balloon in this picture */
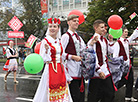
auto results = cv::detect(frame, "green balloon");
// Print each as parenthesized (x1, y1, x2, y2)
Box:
(24, 53, 44, 74)
(109, 28, 122, 39)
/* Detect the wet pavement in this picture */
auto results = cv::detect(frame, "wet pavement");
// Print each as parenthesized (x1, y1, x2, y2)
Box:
(0, 63, 138, 102)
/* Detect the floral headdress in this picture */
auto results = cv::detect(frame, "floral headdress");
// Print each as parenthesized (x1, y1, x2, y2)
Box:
(48, 18, 61, 24)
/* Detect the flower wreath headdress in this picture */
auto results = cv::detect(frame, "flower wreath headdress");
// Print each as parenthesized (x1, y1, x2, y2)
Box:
(48, 18, 61, 24)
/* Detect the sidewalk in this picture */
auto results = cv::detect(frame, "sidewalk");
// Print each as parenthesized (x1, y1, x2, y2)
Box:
(0, 63, 41, 81)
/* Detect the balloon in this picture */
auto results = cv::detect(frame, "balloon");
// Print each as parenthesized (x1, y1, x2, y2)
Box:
(68, 10, 85, 24)
(109, 28, 122, 39)
(108, 15, 123, 30)
(24, 53, 44, 74)
(34, 42, 41, 54)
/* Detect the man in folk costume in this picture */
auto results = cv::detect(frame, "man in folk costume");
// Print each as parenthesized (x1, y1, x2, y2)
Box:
(33, 18, 73, 102)
(113, 26, 138, 101)
(87, 20, 116, 102)
(61, 15, 86, 102)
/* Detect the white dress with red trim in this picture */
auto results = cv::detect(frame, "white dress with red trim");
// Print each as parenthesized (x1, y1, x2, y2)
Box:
(33, 35, 72, 102)
(3, 47, 18, 71)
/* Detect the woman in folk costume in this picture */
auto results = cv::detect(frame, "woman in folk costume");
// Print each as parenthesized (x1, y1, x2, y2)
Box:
(3, 40, 18, 84)
(33, 18, 73, 102)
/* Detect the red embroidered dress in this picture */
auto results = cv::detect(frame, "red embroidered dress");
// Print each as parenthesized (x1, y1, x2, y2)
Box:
(33, 35, 72, 102)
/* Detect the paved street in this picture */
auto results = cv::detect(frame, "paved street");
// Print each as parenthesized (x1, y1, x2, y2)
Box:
(0, 63, 138, 102)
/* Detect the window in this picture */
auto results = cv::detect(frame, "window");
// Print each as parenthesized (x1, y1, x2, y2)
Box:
(53, 0, 58, 6)
(52, 0, 58, 11)
(75, 0, 81, 3)
(83, 2, 86, 7)
(59, 0, 62, 5)
(63, 0, 69, 5)
(75, 0, 81, 8)
(63, 0, 69, 9)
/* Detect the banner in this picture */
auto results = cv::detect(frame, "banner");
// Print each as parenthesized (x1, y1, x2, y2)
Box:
(25, 35, 37, 48)
(129, 12, 137, 20)
(8, 31, 24, 38)
(41, 0, 49, 25)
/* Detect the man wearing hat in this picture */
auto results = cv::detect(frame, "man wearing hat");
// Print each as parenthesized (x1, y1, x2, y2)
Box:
(61, 15, 86, 102)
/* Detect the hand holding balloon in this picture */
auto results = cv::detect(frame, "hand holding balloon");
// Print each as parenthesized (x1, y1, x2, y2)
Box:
(108, 34, 113, 42)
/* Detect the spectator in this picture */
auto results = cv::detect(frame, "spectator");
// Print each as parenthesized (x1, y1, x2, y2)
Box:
(129, 46, 137, 66)
(22, 49, 26, 61)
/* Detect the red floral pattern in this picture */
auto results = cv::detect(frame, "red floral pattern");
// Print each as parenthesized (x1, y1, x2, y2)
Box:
(48, 18, 61, 24)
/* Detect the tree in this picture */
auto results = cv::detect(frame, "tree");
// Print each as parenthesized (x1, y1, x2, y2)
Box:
(19, 0, 44, 40)
(0, 0, 14, 33)
(79, 0, 138, 42)
(0, 0, 45, 40)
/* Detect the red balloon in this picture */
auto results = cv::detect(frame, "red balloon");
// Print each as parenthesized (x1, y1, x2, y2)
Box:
(68, 10, 85, 24)
(34, 42, 41, 54)
(108, 15, 123, 30)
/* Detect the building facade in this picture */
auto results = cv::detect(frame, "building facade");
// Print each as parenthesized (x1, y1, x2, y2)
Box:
(49, 0, 91, 20)
(48, 0, 92, 34)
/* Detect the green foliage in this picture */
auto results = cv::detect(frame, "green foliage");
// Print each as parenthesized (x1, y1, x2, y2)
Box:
(19, 0, 44, 40)
(0, 0, 45, 40)
(79, 0, 138, 42)
(0, 0, 15, 33)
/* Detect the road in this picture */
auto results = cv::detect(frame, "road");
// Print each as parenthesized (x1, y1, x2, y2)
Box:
(0, 64, 137, 102)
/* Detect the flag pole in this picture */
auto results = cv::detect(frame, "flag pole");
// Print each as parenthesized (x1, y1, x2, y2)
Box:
(15, 38, 18, 49)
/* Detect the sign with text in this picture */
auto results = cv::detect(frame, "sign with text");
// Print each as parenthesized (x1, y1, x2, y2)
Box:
(8, 16, 24, 40)
(8, 31, 24, 38)
(25, 35, 37, 48)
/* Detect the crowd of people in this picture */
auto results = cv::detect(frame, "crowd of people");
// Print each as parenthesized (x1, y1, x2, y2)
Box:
(18, 49, 31, 65)
(3, 14, 138, 102)
(33, 15, 138, 102)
